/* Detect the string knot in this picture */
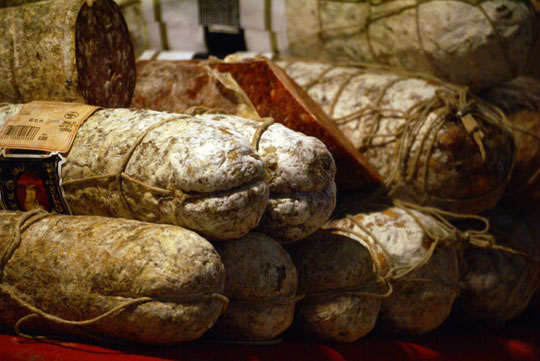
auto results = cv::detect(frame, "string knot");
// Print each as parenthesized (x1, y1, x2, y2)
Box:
(456, 104, 473, 119)
(456, 230, 470, 243)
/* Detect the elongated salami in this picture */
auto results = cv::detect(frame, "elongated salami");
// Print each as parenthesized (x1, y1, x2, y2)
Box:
(0, 104, 269, 240)
(132, 60, 338, 242)
(324, 201, 461, 335)
(285, 0, 539, 90)
(280, 59, 516, 214)
(0, 210, 227, 344)
(211, 233, 298, 341)
(0, 0, 135, 107)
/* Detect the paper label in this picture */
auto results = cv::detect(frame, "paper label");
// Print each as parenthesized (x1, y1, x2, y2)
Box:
(0, 101, 100, 153)
(198, 0, 239, 27)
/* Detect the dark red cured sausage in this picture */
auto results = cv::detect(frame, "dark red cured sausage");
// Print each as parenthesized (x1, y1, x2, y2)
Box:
(132, 60, 253, 117)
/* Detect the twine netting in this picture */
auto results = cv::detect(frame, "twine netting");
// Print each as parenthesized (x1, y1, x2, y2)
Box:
(278, 57, 514, 209)
(312, 0, 539, 83)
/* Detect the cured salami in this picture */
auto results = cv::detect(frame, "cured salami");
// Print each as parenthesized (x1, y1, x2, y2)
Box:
(457, 208, 540, 324)
(0, 210, 227, 344)
(211, 233, 298, 341)
(0, 0, 135, 107)
(287, 229, 382, 342)
(325, 201, 460, 335)
(481, 77, 540, 211)
(196, 113, 336, 243)
(279, 59, 516, 214)
(285, 0, 539, 90)
(0, 104, 269, 240)
(133, 61, 338, 242)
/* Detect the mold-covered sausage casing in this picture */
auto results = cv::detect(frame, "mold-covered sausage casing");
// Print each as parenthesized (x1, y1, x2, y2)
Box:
(321, 202, 460, 336)
(288, 231, 381, 342)
(285, 0, 538, 90)
(212, 233, 298, 340)
(198, 114, 337, 243)
(0, 0, 136, 107)
(281, 60, 515, 214)
(0, 211, 226, 344)
(0, 105, 269, 240)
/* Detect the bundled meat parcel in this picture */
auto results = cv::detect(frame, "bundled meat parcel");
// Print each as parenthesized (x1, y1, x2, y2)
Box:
(0, 0, 136, 107)
(456, 207, 540, 324)
(0, 104, 270, 240)
(210, 233, 299, 341)
(285, 0, 539, 90)
(287, 198, 462, 341)
(279, 59, 516, 215)
(0, 210, 227, 344)
(132, 59, 343, 242)
(480, 77, 540, 211)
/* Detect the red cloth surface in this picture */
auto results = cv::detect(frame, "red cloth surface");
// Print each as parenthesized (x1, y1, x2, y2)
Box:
(0, 318, 539, 361)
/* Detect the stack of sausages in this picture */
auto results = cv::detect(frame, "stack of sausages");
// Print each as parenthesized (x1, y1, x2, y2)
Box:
(0, 0, 539, 345)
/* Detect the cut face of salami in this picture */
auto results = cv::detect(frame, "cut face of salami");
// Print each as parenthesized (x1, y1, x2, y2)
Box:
(76, 0, 136, 107)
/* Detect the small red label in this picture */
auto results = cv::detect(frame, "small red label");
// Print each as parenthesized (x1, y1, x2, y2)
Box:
(0, 153, 71, 214)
